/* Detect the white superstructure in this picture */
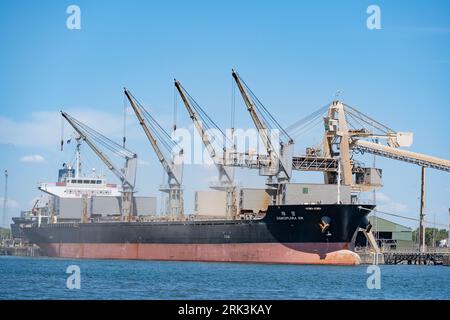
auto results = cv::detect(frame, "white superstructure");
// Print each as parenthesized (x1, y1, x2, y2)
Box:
(33, 141, 156, 220)
(38, 142, 121, 199)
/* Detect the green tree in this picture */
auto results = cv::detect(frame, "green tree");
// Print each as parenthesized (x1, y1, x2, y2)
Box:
(412, 228, 448, 246)
(0, 227, 11, 239)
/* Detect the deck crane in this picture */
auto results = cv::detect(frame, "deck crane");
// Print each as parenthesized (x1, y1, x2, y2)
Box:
(61, 111, 137, 221)
(124, 88, 184, 219)
(174, 79, 237, 219)
(231, 70, 294, 185)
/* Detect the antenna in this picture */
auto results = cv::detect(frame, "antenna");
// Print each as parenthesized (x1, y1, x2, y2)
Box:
(173, 84, 178, 133)
(123, 93, 127, 148)
(2, 170, 8, 228)
(75, 141, 81, 178)
(334, 90, 342, 101)
(60, 116, 64, 151)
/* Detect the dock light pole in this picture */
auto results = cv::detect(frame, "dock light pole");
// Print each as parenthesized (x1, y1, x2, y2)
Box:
(337, 157, 341, 204)
(2, 170, 8, 228)
(419, 167, 426, 253)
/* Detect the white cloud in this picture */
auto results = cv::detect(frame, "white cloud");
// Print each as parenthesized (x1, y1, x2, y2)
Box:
(203, 174, 220, 184)
(375, 192, 409, 214)
(0, 112, 61, 147)
(0, 109, 143, 148)
(375, 192, 391, 203)
(378, 202, 409, 214)
(0, 197, 20, 209)
(138, 159, 151, 166)
(19, 154, 46, 163)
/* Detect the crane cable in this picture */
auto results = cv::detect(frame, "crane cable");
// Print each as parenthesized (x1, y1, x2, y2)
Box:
(285, 103, 329, 139)
(125, 90, 180, 155)
(176, 81, 235, 151)
(182, 86, 233, 148)
(344, 103, 395, 134)
(239, 76, 293, 144)
(360, 206, 447, 227)
(63, 113, 135, 159)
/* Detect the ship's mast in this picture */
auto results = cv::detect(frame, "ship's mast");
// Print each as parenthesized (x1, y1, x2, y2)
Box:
(75, 140, 81, 178)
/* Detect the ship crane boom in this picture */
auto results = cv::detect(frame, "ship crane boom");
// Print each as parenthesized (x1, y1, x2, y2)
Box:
(60, 111, 137, 220)
(124, 89, 182, 185)
(231, 71, 272, 153)
(174, 79, 233, 183)
(124, 88, 184, 218)
(231, 69, 294, 181)
(174, 79, 237, 218)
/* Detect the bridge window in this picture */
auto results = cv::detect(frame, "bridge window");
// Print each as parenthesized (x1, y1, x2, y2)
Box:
(302, 187, 309, 194)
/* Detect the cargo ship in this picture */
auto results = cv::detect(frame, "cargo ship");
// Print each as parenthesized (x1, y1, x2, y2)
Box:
(18, 143, 375, 265)
(22, 203, 373, 265)
(13, 70, 450, 266)
(18, 72, 390, 266)
(19, 146, 375, 265)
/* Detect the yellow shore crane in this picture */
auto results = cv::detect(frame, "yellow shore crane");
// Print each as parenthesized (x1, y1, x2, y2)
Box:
(319, 100, 450, 251)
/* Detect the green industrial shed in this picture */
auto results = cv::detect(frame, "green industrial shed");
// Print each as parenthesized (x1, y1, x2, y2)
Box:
(355, 216, 414, 250)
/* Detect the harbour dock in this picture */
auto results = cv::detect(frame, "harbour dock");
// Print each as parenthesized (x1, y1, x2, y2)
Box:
(0, 239, 42, 257)
(358, 249, 450, 265)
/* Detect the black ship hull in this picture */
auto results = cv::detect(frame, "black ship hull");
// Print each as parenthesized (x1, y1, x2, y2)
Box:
(23, 204, 374, 265)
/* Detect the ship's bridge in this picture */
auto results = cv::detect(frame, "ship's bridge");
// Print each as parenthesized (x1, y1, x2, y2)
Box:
(65, 178, 105, 185)
(39, 172, 121, 198)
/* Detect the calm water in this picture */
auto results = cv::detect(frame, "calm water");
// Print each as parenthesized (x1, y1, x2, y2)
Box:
(0, 256, 449, 299)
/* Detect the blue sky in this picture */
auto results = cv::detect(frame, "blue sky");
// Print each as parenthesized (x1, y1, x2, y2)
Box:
(0, 0, 449, 229)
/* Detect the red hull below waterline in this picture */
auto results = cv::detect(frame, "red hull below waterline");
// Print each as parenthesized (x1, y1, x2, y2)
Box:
(37, 242, 362, 265)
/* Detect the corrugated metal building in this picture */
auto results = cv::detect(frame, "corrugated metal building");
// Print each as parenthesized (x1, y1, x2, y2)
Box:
(356, 216, 413, 250)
